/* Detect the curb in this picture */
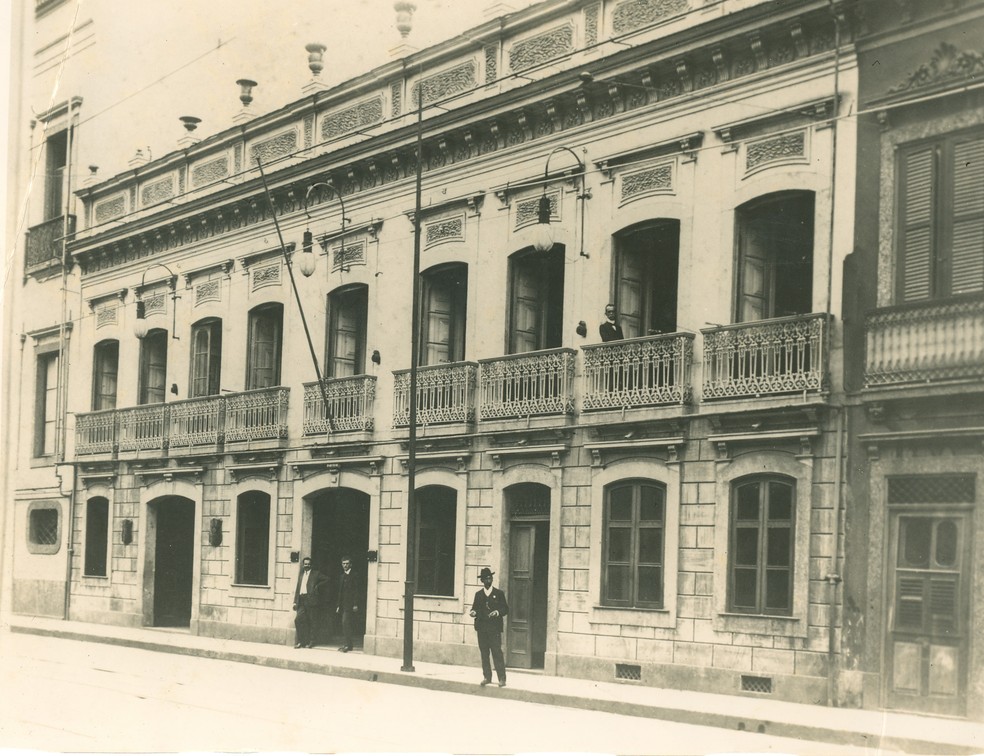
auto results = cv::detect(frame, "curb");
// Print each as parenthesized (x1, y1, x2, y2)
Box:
(10, 623, 979, 755)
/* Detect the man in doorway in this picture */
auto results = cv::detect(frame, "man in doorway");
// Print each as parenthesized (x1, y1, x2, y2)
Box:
(293, 557, 326, 648)
(336, 556, 361, 652)
(469, 567, 509, 687)
(599, 303, 625, 342)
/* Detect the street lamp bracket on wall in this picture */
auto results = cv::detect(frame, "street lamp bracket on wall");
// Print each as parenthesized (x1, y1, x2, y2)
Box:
(532, 146, 590, 258)
(133, 262, 180, 339)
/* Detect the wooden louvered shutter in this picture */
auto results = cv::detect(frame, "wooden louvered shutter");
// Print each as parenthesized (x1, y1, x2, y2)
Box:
(948, 135, 984, 295)
(898, 146, 936, 302)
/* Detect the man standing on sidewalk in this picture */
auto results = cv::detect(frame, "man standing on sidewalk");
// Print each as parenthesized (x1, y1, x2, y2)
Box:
(335, 556, 361, 652)
(293, 557, 326, 648)
(469, 567, 509, 687)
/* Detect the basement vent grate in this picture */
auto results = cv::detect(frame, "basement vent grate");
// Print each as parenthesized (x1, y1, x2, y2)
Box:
(615, 663, 642, 681)
(741, 675, 773, 694)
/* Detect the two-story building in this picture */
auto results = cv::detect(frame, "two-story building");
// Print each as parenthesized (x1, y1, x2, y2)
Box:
(6, 0, 861, 709)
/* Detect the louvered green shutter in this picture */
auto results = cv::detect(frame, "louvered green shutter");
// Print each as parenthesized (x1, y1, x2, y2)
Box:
(899, 146, 936, 302)
(950, 136, 984, 295)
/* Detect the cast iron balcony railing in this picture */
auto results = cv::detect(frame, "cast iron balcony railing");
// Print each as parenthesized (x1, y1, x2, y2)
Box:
(393, 362, 478, 427)
(582, 333, 694, 410)
(225, 387, 290, 443)
(25, 215, 75, 271)
(303, 376, 376, 434)
(479, 348, 576, 420)
(74, 388, 290, 456)
(865, 295, 984, 387)
(702, 313, 828, 400)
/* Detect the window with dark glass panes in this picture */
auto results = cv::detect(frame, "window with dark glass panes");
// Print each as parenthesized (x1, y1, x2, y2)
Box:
(92, 340, 119, 410)
(420, 263, 467, 365)
(138, 329, 168, 404)
(897, 130, 984, 302)
(415, 486, 456, 597)
(246, 304, 283, 389)
(235, 491, 270, 586)
(326, 286, 368, 378)
(84, 497, 109, 577)
(602, 481, 665, 608)
(894, 516, 961, 635)
(729, 477, 794, 615)
(190, 318, 222, 397)
(508, 247, 564, 354)
(34, 351, 59, 456)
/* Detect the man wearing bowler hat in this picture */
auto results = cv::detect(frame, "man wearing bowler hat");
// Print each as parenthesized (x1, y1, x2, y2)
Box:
(469, 567, 509, 687)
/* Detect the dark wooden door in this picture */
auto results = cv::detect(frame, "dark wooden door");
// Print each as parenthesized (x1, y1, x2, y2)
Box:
(507, 521, 549, 669)
(153, 498, 195, 627)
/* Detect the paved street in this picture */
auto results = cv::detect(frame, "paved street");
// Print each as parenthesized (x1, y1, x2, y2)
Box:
(0, 632, 900, 754)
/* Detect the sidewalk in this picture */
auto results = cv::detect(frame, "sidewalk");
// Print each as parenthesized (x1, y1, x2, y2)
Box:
(6, 615, 982, 755)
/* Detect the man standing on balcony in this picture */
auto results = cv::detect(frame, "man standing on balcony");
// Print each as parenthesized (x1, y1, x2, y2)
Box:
(599, 304, 624, 342)
(469, 567, 509, 687)
(293, 557, 327, 648)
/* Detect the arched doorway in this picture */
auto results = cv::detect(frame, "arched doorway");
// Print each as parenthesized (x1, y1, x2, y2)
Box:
(505, 483, 551, 669)
(147, 496, 195, 627)
(309, 487, 370, 647)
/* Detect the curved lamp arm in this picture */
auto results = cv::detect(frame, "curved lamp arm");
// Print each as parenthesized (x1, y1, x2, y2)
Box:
(134, 262, 179, 339)
(301, 181, 349, 275)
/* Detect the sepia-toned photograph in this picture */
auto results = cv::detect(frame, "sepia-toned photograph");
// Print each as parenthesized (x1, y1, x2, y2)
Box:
(2, 0, 984, 753)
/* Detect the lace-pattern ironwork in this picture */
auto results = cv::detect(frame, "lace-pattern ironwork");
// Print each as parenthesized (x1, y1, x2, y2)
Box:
(25, 215, 75, 269)
(225, 387, 290, 442)
(303, 376, 376, 434)
(168, 396, 222, 447)
(393, 362, 478, 426)
(582, 333, 693, 410)
(118, 405, 167, 451)
(75, 408, 117, 455)
(479, 349, 576, 419)
(701, 314, 827, 399)
(865, 297, 984, 387)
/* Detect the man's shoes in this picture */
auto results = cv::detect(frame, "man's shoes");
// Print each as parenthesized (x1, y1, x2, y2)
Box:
(305, 644, 314, 648)
(497, 681, 506, 687)
(480, 679, 491, 686)
(339, 645, 351, 652)
(294, 643, 302, 649)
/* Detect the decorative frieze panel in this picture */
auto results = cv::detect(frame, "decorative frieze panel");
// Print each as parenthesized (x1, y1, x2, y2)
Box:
(515, 191, 559, 229)
(424, 214, 465, 247)
(304, 114, 314, 147)
(412, 61, 476, 107)
(140, 176, 175, 207)
(251, 262, 281, 291)
(485, 45, 498, 84)
(745, 130, 808, 174)
(249, 129, 298, 166)
(612, 0, 688, 34)
(94, 193, 126, 223)
(95, 304, 118, 329)
(585, 4, 601, 46)
(508, 24, 574, 72)
(194, 279, 221, 306)
(321, 97, 384, 141)
(391, 81, 402, 116)
(620, 160, 674, 203)
(888, 43, 984, 96)
(191, 157, 230, 187)
(142, 290, 166, 317)
(332, 239, 366, 271)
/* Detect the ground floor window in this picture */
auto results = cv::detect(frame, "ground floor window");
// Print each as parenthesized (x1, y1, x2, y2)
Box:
(415, 486, 456, 596)
(602, 480, 666, 608)
(84, 497, 109, 577)
(235, 492, 270, 586)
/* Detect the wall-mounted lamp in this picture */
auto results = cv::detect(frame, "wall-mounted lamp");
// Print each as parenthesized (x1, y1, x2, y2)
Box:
(209, 518, 223, 547)
(576, 320, 588, 337)
(371, 349, 381, 365)
(134, 262, 180, 339)
(302, 181, 349, 277)
(121, 519, 133, 545)
(532, 146, 590, 258)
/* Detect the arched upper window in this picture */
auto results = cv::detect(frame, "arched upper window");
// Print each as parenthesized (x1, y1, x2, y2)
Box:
(508, 246, 565, 354)
(602, 480, 666, 609)
(190, 318, 222, 397)
(420, 263, 467, 365)
(735, 192, 814, 322)
(92, 339, 119, 411)
(326, 285, 368, 378)
(138, 328, 168, 404)
(246, 303, 283, 389)
(613, 220, 680, 338)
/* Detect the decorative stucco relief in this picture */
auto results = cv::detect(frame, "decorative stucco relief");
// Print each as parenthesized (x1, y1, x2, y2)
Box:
(889, 43, 984, 95)
(141, 176, 174, 207)
(612, 0, 688, 35)
(515, 192, 559, 229)
(192, 157, 230, 187)
(322, 97, 384, 141)
(94, 194, 126, 223)
(412, 62, 476, 107)
(195, 279, 221, 306)
(252, 263, 281, 290)
(745, 130, 807, 173)
(620, 161, 674, 203)
(250, 130, 297, 166)
(425, 215, 465, 247)
(485, 45, 498, 84)
(391, 81, 402, 117)
(509, 25, 574, 72)
(585, 4, 600, 46)
(333, 240, 366, 271)
(143, 291, 166, 317)
(95, 305, 117, 329)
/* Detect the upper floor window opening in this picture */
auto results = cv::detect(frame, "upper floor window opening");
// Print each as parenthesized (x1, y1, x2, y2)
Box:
(246, 303, 283, 390)
(92, 339, 119, 411)
(508, 246, 565, 354)
(735, 192, 814, 323)
(34, 350, 59, 457)
(602, 480, 666, 609)
(897, 129, 984, 302)
(326, 285, 368, 378)
(420, 263, 467, 365)
(190, 318, 222, 398)
(138, 328, 168, 405)
(44, 129, 69, 221)
(613, 221, 680, 338)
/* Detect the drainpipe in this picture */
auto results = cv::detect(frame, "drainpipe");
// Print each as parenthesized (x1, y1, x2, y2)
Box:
(824, 0, 842, 384)
(826, 408, 845, 707)
(57, 463, 78, 620)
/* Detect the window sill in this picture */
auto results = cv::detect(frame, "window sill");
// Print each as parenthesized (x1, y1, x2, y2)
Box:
(81, 573, 109, 580)
(714, 612, 805, 638)
(590, 604, 675, 629)
(29, 455, 58, 469)
(229, 582, 275, 599)
(403, 594, 462, 613)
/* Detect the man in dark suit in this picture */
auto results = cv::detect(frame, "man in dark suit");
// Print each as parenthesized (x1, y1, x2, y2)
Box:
(335, 555, 361, 652)
(293, 556, 327, 648)
(469, 567, 509, 687)
(599, 303, 625, 342)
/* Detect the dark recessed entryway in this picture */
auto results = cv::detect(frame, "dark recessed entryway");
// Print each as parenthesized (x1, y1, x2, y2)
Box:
(151, 497, 195, 628)
(506, 483, 550, 670)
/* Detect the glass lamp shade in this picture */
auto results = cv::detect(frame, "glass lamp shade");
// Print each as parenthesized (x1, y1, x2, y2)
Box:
(532, 221, 554, 253)
(133, 301, 149, 339)
(298, 247, 317, 277)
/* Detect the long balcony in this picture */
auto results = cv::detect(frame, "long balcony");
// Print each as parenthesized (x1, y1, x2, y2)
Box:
(865, 296, 984, 388)
(479, 348, 576, 420)
(303, 376, 376, 434)
(393, 362, 478, 427)
(25, 215, 75, 273)
(702, 313, 829, 400)
(74, 387, 289, 456)
(582, 333, 694, 411)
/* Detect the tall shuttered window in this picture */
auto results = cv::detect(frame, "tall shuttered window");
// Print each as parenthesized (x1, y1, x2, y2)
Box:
(602, 481, 666, 609)
(246, 304, 283, 390)
(190, 319, 222, 397)
(84, 497, 109, 577)
(415, 486, 456, 597)
(326, 286, 368, 378)
(92, 340, 119, 410)
(420, 264, 467, 365)
(235, 491, 271, 586)
(898, 131, 984, 302)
